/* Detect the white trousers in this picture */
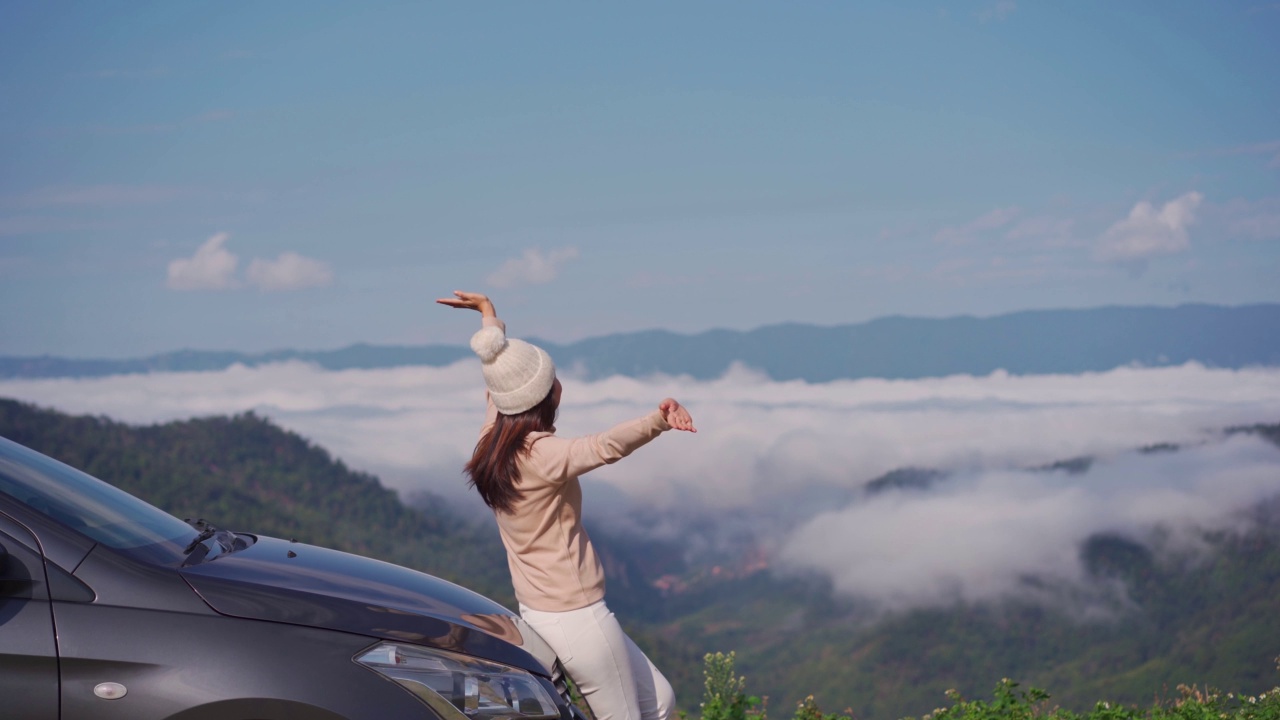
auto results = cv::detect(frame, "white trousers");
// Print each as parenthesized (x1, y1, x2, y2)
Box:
(520, 600, 675, 720)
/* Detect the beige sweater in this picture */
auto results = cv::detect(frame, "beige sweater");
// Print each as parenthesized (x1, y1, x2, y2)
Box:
(478, 318, 671, 612)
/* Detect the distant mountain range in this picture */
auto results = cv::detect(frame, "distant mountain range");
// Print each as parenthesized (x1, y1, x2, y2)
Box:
(4, 303, 1280, 381)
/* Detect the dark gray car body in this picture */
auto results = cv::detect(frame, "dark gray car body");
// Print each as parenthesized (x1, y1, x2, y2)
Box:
(0, 436, 569, 720)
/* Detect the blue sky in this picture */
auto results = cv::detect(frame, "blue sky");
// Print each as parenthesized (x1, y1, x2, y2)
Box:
(2, 1, 1278, 357)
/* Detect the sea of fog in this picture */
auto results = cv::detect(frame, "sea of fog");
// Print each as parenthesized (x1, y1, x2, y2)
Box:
(3, 360, 1280, 610)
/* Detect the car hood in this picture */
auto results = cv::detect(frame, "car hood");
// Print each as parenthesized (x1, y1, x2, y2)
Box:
(181, 535, 555, 676)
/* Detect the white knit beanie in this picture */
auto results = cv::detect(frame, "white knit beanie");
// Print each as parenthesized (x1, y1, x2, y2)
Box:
(470, 325, 556, 415)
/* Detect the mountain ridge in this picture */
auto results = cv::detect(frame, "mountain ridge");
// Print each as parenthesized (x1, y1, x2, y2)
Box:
(4, 302, 1280, 381)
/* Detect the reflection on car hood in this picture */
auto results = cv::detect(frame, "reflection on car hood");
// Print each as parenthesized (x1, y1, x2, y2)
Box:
(181, 535, 555, 676)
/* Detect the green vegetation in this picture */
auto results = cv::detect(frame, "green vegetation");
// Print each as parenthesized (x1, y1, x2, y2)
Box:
(696, 651, 852, 720)
(695, 652, 1280, 720)
(700, 651, 766, 720)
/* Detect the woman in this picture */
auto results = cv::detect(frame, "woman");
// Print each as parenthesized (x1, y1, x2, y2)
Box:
(438, 290, 695, 720)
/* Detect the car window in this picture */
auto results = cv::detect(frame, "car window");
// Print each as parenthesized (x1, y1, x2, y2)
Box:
(0, 438, 198, 565)
(0, 528, 46, 601)
(0, 514, 96, 603)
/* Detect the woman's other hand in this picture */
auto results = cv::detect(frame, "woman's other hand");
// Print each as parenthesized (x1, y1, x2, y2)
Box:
(659, 398, 697, 433)
(436, 291, 496, 318)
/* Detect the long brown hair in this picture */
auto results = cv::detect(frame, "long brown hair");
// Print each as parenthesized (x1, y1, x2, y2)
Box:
(465, 387, 558, 514)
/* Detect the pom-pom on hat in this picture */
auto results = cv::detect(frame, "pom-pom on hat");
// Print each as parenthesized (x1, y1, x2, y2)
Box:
(470, 325, 556, 415)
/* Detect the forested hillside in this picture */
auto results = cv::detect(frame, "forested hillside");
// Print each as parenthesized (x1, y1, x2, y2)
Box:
(2, 398, 1277, 719)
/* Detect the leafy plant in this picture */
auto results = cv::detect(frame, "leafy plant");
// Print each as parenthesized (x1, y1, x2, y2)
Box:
(792, 695, 852, 720)
(916, 680, 1053, 720)
(698, 651, 852, 720)
(701, 652, 763, 720)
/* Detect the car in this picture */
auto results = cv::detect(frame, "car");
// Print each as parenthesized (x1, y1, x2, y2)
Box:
(0, 434, 585, 720)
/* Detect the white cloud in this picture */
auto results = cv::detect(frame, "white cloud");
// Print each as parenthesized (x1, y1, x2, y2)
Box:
(933, 207, 1020, 245)
(780, 436, 1280, 611)
(1093, 192, 1203, 264)
(246, 252, 334, 292)
(4, 361, 1279, 611)
(166, 235, 333, 292)
(5, 362, 1280, 509)
(166, 232, 239, 290)
(486, 246, 579, 288)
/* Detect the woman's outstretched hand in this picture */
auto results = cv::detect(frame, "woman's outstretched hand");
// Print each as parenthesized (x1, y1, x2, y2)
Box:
(436, 291, 496, 319)
(659, 398, 697, 433)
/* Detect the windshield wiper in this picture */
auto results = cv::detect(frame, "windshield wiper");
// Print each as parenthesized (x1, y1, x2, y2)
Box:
(183, 518, 219, 554)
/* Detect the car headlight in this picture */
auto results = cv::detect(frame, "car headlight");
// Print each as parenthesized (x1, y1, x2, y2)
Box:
(356, 642, 561, 720)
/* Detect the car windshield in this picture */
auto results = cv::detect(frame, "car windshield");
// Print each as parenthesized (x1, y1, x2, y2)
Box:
(0, 436, 199, 565)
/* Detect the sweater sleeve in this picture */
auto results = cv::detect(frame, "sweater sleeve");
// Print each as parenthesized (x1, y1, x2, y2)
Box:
(527, 410, 671, 483)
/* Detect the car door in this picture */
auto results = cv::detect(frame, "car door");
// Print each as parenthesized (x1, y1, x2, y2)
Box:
(0, 512, 60, 720)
